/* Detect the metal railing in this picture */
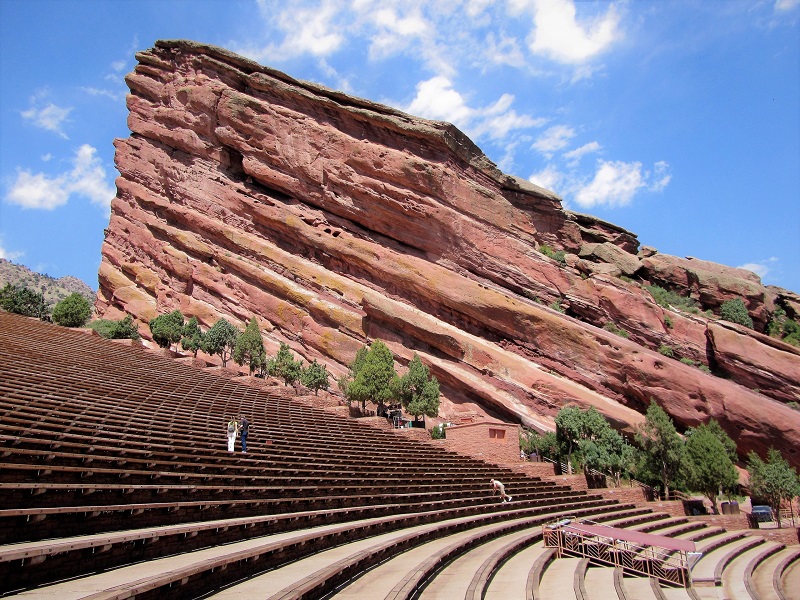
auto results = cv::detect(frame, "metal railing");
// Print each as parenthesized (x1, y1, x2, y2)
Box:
(543, 518, 694, 587)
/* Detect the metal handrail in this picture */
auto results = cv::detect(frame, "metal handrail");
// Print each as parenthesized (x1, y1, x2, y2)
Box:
(543, 518, 693, 587)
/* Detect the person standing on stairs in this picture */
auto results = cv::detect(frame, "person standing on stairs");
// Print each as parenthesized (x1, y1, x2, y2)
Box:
(226, 416, 239, 452)
(239, 415, 250, 453)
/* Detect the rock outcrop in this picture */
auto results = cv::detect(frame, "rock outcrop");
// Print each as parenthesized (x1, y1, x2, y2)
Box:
(97, 40, 800, 467)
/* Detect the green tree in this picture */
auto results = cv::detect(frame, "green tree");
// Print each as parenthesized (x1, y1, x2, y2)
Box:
(392, 354, 440, 423)
(635, 401, 684, 500)
(337, 346, 368, 401)
(555, 405, 608, 475)
(203, 318, 239, 367)
(268, 342, 303, 386)
(0, 283, 50, 319)
(107, 315, 140, 340)
(683, 420, 738, 513)
(581, 427, 636, 487)
(181, 317, 205, 358)
(300, 359, 330, 395)
(747, 448, 800, 529)
(52, 292, 92, 327)
(346, 340, 396, 412)
(720, 298, 754, 329)
(149, 310, 185, 350)
(234, 317, 266, 375)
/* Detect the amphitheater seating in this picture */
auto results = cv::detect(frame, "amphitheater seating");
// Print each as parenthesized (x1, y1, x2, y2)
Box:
(0, 312, 797, 599)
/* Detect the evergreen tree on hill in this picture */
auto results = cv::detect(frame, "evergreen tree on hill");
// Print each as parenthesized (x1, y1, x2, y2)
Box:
(683, 420, 738, 513)
(203, 318, 239, 367)
(268, 342, 303, 386)
(346, 340, 396, 412)
(234, 317, 266, 375)
(149, 310, 185, 351)
(635, 401, 684, 500)
(51, 292, 92, 327)
(181, 316, 205, 358)
(391, 354, 440, 424)
(300, 359, 330, 395)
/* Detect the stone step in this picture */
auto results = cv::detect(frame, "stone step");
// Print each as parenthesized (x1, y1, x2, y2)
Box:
(538, 557, 582, 600)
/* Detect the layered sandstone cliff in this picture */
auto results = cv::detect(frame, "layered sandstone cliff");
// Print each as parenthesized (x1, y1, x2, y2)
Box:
(97, 40, 800, 467)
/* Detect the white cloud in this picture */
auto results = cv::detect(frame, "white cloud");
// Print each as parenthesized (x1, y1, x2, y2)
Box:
(407, 76, 473, 127)
(405, 76, 544, 142)
(513, 0, 621, 64)
(775, 0, 800, 11)
(529, 164, 563, 191)
(21, 93, 72, 138)
(0, 239, 24, 261)
(484, 32, 526, 68)
(737, 257, 778, 280)
(650, 160, 672, 192)
(244, 0, 346, 61)
(5, 145, 115, 214)
(82, 86, 123, 101)
(571, 159, 670, 208)
(563, 141, 602, 165)
(533, 125, 575, 156)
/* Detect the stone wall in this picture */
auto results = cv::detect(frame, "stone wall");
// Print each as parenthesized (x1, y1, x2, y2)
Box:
(441, 421, 520, 464)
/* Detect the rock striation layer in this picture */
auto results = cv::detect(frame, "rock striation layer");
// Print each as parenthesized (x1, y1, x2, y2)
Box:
(97, 40, 800, 467)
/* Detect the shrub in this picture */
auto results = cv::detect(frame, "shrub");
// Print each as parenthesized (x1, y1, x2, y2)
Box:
(645, 284, 698, 312)
(540, 244, 566, 265)
(549, 300, 565, 313)
(87, 316, 140, 340)
(0, 283, 50, 319)
(603, 322, 629, 338)
(52, 293, 92, 327)
(658, 345, 674, 358)
(680, 357, 696, 366)
(720, 298, 753, 329)
(664, 315, 673, 329)
(431, 423, 447, 439)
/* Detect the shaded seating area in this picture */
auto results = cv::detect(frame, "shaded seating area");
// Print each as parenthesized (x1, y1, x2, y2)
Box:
(1, 312, 798, 599)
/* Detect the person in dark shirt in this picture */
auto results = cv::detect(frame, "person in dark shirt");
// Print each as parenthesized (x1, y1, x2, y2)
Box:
(239, 416, 250, 453)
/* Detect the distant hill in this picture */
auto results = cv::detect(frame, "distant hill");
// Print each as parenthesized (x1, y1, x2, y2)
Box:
(0, 259, 95, 309)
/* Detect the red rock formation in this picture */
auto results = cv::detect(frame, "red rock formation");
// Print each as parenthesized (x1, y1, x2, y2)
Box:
(97, 40, 800, 467)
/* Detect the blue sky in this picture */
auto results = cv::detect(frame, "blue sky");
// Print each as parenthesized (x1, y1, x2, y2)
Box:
(1, 0, 798, 293)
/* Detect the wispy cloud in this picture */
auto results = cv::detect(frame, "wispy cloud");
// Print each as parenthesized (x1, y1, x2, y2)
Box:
(533, 125, 575, 157)
(775, 0, 800, 12)
(5, 145, 115, 214)
(21, 91, 72, 138)
(563, 141, 602, 165)
(737, 257, 778, 280)
(405, 76, 544, 142)
(0, 238, 24, 261)
(569, 159, 672, 209)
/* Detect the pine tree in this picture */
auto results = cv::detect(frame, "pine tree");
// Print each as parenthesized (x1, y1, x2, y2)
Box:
(268, 342, 303, 386)
(300, 360, 330, 395)
(181, 317, 204, 358)
(52, 292, 92, 327)
(203, 318, 239, 367)
(392, 354, 440, 423)
(683, 420, 738, 513)
(747, 448, 800, 529)
(149, 310, 185, 350)
(346, 340, 396, 412)
(635, 401, 684, 499)
(234, 317, 266, 375)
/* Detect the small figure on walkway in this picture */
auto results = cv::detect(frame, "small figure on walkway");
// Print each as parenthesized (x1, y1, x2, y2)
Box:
(490, 478, 512, 503)
(226, 416, 239, 452)
(239, 415, 249, 453)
